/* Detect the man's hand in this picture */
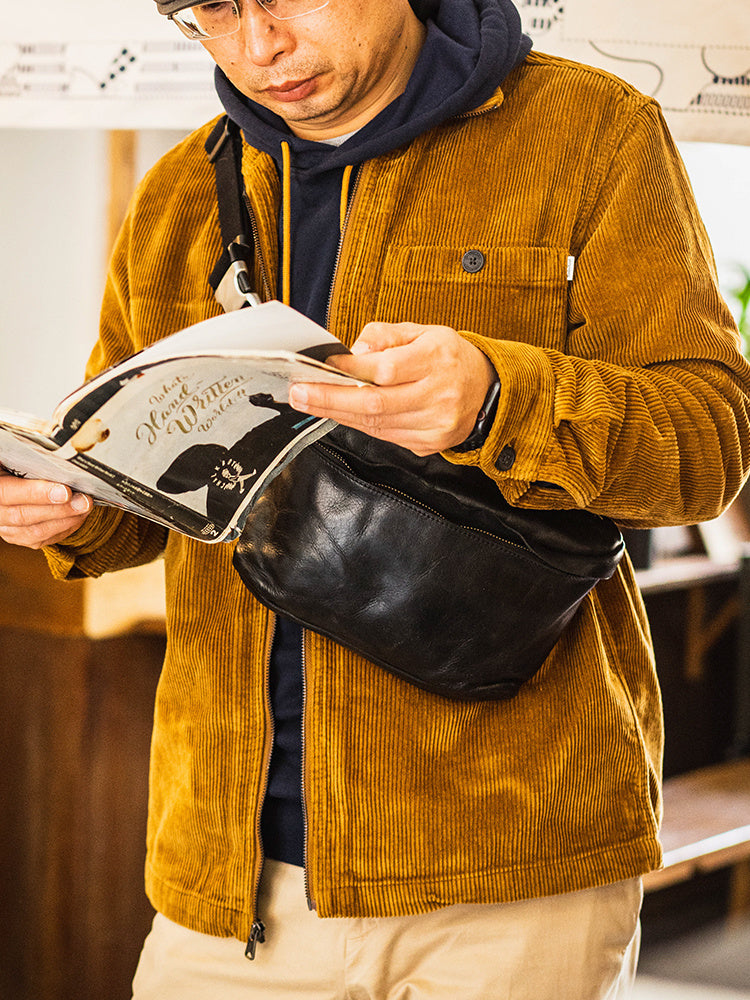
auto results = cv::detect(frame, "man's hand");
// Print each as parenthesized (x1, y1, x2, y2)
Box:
(288, 322, 496, 456)
(0, 470, 93, 549)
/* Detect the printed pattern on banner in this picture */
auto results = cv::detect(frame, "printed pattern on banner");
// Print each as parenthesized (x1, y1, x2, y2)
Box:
(2, 1, 749, 139)
(518, 0, 750, 145)
(1, 1, 219, 128)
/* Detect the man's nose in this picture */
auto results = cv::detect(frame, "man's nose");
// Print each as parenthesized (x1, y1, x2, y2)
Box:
(238, 2, 295, 65)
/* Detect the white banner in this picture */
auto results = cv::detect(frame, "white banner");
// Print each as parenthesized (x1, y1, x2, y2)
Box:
(517, 0, 750, 145)
(5, 2, 174, 41)
(1, 1, 220, 128)
(2, 1, 749, 139)
(566, 0, 750, 49)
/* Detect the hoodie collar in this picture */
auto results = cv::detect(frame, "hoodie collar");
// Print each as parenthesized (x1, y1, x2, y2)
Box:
(215, 0, 531, 172)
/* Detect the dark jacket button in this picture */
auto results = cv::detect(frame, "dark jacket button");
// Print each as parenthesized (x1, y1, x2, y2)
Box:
(495, 445, 516, 471)
(462, 250, 485, 273)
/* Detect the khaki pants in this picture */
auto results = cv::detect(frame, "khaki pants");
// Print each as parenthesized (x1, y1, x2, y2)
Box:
(132, 860, 642, 1000)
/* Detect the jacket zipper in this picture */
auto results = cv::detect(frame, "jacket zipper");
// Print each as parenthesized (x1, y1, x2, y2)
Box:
(246, 100, 501, 951)
(300, 629, 315, 911)
(244, 163, 330, 931)
(459, 99, 503, 121)
(325, 166, 363, 331)
(242, 190, 273, 303)
(245, 613, 276, 960)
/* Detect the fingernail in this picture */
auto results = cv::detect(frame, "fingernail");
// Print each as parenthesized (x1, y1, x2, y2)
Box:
(350, 342, 370, 355)
(289, 385, 308, 408)
(49, 485, 68, 503)
(71, 494, 90, 513)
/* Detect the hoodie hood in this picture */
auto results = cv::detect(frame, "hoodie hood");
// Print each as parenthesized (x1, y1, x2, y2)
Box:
(209, 0, 532, 328)
(215, 0, 531, 171)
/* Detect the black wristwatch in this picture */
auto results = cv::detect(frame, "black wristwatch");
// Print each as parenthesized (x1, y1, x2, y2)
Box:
(453, 373, 502, 452)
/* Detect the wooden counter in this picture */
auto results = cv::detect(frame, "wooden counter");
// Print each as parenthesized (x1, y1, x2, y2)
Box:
(0, 541, 165, 1000)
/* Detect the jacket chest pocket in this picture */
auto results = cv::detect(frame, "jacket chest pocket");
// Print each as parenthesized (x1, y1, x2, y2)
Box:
(374, 245, 571, 351)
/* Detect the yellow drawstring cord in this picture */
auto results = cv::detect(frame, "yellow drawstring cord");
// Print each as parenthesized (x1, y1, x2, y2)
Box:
(281, 141, 292, 306)
(340, 164, 354, 231)
(280, 143, 354, 306)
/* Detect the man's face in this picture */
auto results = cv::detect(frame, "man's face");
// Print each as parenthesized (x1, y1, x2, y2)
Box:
(202, 0, 425, 140)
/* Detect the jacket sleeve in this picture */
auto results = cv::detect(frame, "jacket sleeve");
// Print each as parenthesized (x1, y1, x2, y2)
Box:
(451, 100, 750, 528)
(44, 215, 170, 582)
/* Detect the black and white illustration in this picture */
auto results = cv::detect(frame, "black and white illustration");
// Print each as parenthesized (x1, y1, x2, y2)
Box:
(2, 1, 218, 127)
(519, 0, 750, 144)
(516, 0, 564, 37)
(156, 394, 320, 526)
(690, 49, 750, 119)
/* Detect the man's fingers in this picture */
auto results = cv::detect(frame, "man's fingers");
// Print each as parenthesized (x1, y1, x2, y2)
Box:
(0, 473, 93, 547)
(290, 382, 406, 424)
(329, 323, 469, 387)
(0, 512, 91, 550)
(0, 473, 71, 506)
(1, 493, 90, 529)
(328, 342, 424, 387)
(350, 321, 426, 355)
(288, 380, 465, 446)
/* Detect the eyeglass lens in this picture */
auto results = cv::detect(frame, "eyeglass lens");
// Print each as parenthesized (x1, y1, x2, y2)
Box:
(172, 0, 330, 38)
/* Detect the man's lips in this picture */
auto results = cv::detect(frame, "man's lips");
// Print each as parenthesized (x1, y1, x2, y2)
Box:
(264, 77, 317, 102)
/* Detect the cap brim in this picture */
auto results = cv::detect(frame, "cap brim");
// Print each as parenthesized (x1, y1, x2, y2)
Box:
(155, 0, 199, 15)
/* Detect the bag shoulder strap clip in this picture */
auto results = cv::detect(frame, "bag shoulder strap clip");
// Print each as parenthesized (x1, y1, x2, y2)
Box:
(205, 115, 261, 311)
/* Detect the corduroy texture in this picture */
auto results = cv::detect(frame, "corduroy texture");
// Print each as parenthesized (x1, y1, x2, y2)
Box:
(45, 52, 750, 939)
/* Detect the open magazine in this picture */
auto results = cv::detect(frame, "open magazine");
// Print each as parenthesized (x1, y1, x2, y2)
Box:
(0, 301, 363, 542)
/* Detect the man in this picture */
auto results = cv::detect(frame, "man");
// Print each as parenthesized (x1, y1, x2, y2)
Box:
(1, 0, 749, 996)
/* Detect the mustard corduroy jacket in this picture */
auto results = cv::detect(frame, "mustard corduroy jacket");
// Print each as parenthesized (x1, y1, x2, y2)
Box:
(46, 52, 750, 938)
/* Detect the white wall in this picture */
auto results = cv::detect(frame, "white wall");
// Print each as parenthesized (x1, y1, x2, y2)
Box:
(678, 142, 750, 314)
(0, 129, 185, 419)
(0, 132, 748, 420)
(0, 130, 107, 417)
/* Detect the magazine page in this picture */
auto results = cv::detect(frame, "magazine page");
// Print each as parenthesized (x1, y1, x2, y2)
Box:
(50, 301, 348, 434)
(52, 351, 345, 541)
(0, 302, 361, 542)
(0, 409, 57, 448)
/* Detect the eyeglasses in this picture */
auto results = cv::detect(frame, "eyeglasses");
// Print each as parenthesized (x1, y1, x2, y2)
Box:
(169, 0, 331, 40)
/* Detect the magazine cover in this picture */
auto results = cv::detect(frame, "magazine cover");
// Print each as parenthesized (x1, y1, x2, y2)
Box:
(0, 302, 363, 542)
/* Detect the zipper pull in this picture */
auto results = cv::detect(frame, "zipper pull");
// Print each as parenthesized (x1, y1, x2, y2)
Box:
(245, 919, 266, 961)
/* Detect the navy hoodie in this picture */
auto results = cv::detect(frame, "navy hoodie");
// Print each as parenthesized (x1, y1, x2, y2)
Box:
(215, 0, 531, 866)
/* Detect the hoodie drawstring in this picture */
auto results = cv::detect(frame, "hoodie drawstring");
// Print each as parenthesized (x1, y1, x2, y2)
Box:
(280, 141, 292, 307)
(279, 141, 355, 308)
(340, 164, 354, 231)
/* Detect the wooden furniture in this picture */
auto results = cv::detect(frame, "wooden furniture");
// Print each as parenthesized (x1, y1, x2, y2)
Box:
(0, 543, 165, 1000)
(637, 555, 748, 777)
(643, 759, 750, 910)
(636, 556, 750, 917)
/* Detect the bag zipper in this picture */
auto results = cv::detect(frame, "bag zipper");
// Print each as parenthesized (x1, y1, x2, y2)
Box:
(316, 443, 528, 553)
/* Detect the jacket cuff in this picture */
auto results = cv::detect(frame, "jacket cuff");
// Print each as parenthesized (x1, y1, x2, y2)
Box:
(43, 506, 125, 580)
(446, 333, 555, 497)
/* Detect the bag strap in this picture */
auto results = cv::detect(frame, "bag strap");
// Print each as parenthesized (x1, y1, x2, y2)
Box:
(204, 114, 261, 310)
